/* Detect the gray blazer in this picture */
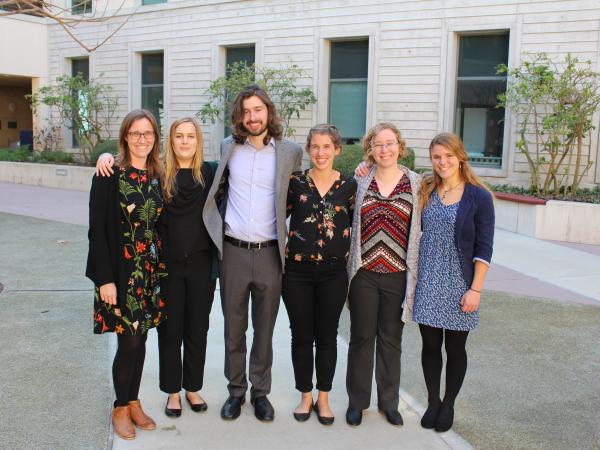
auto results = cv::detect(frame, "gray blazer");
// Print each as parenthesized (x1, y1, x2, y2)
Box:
(202, 135, 303, 269)
(346, 165, 422, 323)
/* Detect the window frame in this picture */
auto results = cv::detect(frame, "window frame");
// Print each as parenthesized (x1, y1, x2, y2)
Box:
(71, 0, 92, 15)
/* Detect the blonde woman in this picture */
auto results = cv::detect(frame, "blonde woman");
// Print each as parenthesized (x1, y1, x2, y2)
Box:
(413, 132, 494, 432)
(96, 117, 216, 417)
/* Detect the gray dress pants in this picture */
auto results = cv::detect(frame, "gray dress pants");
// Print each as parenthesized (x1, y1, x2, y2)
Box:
(220, 240, 282, 399)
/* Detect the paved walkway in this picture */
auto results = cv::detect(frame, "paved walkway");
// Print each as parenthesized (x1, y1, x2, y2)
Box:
(1, 181, 599, 450)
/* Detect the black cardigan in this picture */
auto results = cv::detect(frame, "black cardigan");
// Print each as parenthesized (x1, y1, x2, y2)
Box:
(85, 169, 130, 308)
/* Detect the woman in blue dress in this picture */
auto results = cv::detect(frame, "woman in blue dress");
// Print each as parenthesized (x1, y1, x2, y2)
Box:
(412, 132, 494, 432)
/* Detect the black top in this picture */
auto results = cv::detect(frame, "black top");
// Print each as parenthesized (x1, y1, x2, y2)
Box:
(160, 163, 214, 262)
(285, 170, 357, 263)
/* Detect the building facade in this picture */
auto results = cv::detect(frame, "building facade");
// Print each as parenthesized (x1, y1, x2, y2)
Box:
(3, 0, 600, 187)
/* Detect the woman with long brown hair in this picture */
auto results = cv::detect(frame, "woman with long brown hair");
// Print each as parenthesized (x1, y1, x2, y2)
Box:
(412, 132, 494, 432)
(86, 109, 164, 440)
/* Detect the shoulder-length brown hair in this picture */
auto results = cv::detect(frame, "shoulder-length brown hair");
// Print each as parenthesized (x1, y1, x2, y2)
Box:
(230, 84, 282, 144)
(162, 117, 205, 203)
(419, 132, 492, 211)
(362, 122, 407, 166)
(116, 109, 163, 179)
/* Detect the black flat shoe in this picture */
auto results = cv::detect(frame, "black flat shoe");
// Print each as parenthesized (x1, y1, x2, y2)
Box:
(421, 400, 441, 429)
(313, 402, 334, 426)
(251, 396, 275, 422)
(293, 402, 313, 422)
(186, 394, 208, 413)
(379, 409, 403, 426)
(434, 403, 454, 432)
(221, 396, 245, 420)
(345, 407, 362, 427)
(164, 397, 182, 418)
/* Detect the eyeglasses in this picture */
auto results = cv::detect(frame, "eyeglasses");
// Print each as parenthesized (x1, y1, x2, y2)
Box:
(370, 141, 399, 152)
(128, 131, 155, 141)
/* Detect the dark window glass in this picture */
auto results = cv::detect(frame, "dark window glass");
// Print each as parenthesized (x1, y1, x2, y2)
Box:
(329, 40, 369, 143)
(224, 45, 255, 136)
(142, 0, 166, 4)
(71, 58, 89, 147)
(454, 33, 509, 168)
(72, 0, 91, 14)
(141, 53, 164, 131)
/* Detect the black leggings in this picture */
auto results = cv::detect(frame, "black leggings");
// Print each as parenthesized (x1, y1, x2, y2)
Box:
(113, 333, 147, 407)
(418, 324, 469, 407)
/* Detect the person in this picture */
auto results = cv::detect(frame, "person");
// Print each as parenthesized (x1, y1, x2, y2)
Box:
(412, 132, 494, 432)
(282, 124, 356, 425)
(95, 118, 217, 418)
(203, 84, 302, 422)
(86, 109, 164, 441)
(345, 122, 422, 427)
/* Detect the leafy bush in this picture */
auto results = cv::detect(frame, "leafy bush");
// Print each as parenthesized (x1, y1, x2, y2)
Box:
(0, 148, 30, 162)
(487, 183, 600, 204)
(334, 145, 416, 177)
(91, 139, 118, 165)
(33, 150, 74, 164)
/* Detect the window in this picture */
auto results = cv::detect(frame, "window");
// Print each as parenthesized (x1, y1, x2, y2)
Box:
(224, 45, 255, 136)
(329, 40, 369, 144)
(71, 0, 91, 14)
(71, 57, 89, 147)
(454, 33, 509, 168)
(141, 52, 164, 131)
(142, 0, 166, 4)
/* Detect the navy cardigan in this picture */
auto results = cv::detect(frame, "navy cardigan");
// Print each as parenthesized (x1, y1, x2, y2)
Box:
(453, 183, 495, 286)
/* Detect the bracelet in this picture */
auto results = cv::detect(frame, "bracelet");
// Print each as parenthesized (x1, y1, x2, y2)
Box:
(470, 288, 481, 293)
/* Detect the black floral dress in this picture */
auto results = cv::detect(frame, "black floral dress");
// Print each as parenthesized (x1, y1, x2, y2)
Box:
(93, 167, 165, 335)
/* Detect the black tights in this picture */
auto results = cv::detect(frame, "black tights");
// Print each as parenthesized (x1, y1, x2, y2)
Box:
(113, 334, 147, 407)
(419, 324, 469, 407)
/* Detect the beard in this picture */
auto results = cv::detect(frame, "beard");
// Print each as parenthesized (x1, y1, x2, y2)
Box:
(244, 121, 268, 136)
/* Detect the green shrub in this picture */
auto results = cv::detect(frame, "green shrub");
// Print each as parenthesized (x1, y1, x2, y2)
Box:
(0, 148, 30, 162)
(34, 150, 74, 164)
(91, 139, 118, 165)
(333, 145, 416, 177)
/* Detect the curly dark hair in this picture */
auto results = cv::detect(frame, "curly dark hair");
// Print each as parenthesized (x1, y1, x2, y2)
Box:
(230, 84, 283, 144)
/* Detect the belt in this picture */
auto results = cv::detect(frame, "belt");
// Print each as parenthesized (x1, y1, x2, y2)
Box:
(225, 235, 278, 250)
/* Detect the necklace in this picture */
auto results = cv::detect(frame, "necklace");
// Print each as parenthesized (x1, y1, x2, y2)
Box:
(440, 182, 463, 200)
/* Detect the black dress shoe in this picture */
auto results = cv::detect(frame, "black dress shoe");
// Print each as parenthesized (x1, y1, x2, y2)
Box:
(345, 407, 362, 427)
(251, 396, 274, 422)
(434, 403, 454, 432)
(421, 400, 441, 429)
(164, 397, 182, 418)
(380, 409, 403, 426)
(293, 402, 313, 422)
(186, 394, 208, 413)
(221, 396, 245, 420)
(313, 402, 334, 426)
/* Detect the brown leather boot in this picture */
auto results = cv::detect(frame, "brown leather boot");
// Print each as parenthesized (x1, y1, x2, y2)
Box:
(129, 400, 157, 430)
(112, 405, 135, 440)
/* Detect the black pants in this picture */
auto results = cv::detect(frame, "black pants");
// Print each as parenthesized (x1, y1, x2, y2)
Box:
(282, 261, 348, 393)
(419, 324, 469, 407)
(346, 268, 406, 411)
(113, 333, 147, 407)
(158, 251, 215, 393)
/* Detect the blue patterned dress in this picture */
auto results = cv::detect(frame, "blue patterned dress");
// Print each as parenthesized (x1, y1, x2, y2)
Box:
(412, 192, 478, 331)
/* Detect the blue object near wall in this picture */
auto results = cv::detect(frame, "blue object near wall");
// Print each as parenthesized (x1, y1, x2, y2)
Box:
(20, 130, 33, 150)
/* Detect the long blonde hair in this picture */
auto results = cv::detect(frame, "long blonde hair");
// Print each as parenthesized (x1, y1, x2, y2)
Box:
(419, 132, 492, 211)
(116, 109, 163, 179)
(162, 117, 205, 203)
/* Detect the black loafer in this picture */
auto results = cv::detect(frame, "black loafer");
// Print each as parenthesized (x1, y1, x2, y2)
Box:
(421, 400, 441, 429)
(313, 402, 334, 425)
(345, 407, 362, 427)
(380, 409, 403, 426)
(434, 404, 454, 432)
(186, 394, 208, 413)
(293, 402, 313, 422)
(221, 396, 245, 420)
(251, 396, 274, 422)
(164, 397, 182, 418)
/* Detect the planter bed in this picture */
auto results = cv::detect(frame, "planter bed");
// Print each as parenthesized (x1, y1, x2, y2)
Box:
(494, 192, 600, 244)
(0, 161, 95, 192)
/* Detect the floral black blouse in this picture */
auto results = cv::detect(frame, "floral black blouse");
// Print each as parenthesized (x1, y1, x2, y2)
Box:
(286, 170, 357, 263)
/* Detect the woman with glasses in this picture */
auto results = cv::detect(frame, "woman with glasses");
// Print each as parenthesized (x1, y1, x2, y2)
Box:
(345, 122, 422, 427)
(282, 124, 356, 425)
(86, 109, 164, 440)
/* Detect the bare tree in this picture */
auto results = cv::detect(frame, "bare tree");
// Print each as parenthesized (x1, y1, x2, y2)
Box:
(0, 0, 135, 52)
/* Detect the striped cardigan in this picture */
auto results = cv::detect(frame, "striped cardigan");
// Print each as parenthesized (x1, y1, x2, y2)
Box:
(347, 165, 422, 323)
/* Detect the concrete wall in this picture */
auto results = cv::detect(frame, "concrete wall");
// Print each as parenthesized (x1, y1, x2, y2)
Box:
(35, 0, 600, 187)
(0, 14, 48, 78)
(0, 161, 94, 191)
